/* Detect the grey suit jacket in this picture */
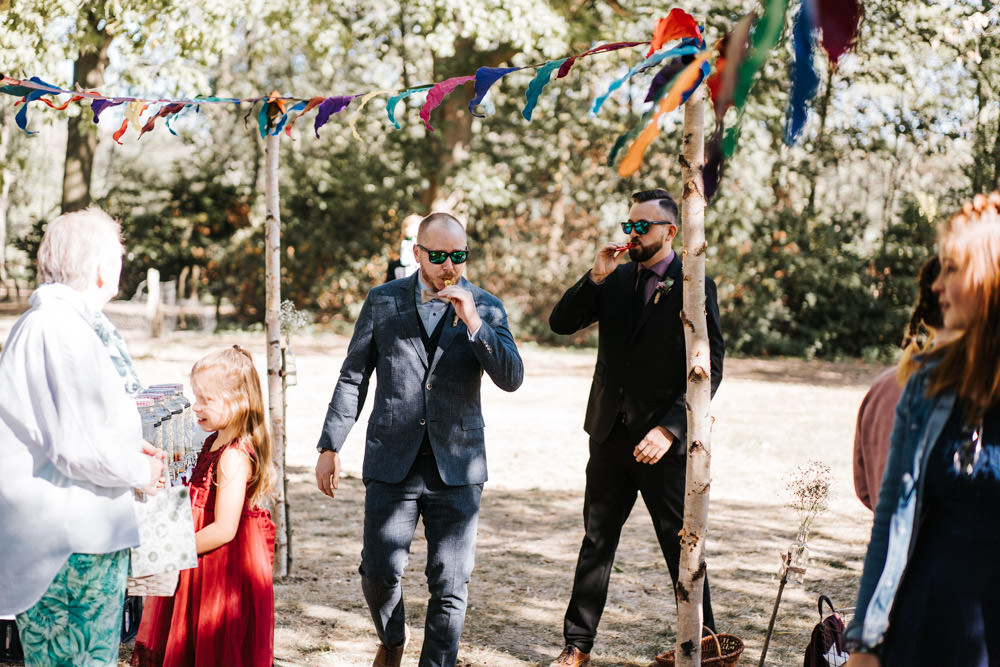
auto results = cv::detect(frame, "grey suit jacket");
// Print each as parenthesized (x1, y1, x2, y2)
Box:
(317, 273, 523, 485)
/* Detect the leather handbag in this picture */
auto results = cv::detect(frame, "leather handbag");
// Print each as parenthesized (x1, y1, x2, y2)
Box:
(803, 595, 849, 667)
(127, 480, 197, 596)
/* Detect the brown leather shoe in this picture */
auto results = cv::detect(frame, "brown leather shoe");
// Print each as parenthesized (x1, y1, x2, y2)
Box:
(373, 624, 410, 667)
(549, 645, 591, 667)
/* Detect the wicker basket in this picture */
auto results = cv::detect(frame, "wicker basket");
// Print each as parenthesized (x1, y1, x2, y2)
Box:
(648, 627, 744, 667)
(127, 570, 179, 597)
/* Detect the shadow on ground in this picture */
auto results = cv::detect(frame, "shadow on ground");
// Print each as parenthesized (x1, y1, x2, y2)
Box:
(277, 467, 866, 667)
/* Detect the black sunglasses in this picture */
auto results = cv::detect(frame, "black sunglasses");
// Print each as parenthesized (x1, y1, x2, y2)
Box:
(621, 219, 674, 235)
(417, 244, 469, 264)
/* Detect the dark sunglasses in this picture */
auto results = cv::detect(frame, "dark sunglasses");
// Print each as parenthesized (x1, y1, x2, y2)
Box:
(621, 219, 674, 235)
(418, 244, 469, 264)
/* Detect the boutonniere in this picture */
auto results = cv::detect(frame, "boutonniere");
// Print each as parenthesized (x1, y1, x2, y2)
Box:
(653, 278, 675, 304)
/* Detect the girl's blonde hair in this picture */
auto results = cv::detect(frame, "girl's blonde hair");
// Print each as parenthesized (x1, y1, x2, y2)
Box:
(925, 192, 1000, 424)
(191, 346, 276, 508)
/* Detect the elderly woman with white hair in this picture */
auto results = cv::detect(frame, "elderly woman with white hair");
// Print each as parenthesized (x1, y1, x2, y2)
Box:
(0, 207, 165, 666)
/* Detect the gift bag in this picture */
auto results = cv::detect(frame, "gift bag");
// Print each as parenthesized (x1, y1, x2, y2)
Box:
(803, 595, 849, 667)
(127, 481, 197, 596)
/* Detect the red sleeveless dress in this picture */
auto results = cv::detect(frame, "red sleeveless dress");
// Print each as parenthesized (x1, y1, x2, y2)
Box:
(131, 434, 275, 667)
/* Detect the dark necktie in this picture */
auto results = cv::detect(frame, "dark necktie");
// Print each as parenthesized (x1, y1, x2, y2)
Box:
(632, 267, 655, 325)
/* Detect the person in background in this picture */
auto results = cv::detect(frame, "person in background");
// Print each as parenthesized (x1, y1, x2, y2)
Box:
(546, 189, 724, 667)
(852, 256, 957, 510)
(132, 345, 276, 667)
(385, 214, 422, 283)
(315, 212, 523, 667)
(845, 192, 1000, 665)
(0, 207, 165, 665)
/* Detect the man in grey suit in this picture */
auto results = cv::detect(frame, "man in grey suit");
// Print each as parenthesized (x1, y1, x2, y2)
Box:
(315, 212, 524, 667)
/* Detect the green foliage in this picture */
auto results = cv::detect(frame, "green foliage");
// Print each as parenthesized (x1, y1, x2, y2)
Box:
(5, 0, 1000, 360)
(101, 155, 258, 314)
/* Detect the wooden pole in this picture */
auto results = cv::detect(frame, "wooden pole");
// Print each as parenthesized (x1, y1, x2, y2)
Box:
(264, 132, 289, 578)
(675, 82, 710, 667)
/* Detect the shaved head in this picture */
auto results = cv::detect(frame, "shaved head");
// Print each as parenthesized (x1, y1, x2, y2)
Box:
(417, 212, 465, 244)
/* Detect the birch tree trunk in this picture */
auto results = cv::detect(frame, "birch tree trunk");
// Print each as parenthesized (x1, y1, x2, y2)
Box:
(264, 133, 289, 578)
(0, 118, 10, 291)
(675, 82, 711, 667)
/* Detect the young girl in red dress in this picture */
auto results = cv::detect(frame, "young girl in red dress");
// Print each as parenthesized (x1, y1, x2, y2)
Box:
(132, 345, 277, 667)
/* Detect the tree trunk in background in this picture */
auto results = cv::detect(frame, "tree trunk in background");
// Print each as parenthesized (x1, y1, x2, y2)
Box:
(61, 9, 111, 213)
(675, 83, 711, 667)
(422, 39, 517, 213)
(264, 133, 289, 578)
(805, 66, 834, 220)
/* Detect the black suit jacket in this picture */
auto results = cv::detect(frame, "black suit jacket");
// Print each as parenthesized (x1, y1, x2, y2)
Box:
(549, 255, 724, 453)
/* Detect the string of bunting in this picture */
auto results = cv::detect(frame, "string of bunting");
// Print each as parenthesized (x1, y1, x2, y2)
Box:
(1, 0, 861, 198)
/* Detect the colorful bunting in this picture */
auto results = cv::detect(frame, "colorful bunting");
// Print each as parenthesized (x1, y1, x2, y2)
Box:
(618, 51, 711, 177)
(701, 14, 755, 200)
(125, 101, 149, 131)
(591, 44, 701, 116)
(707, 14, 754, 124)
(420, 76, 475, 131)
(274, 101, 307, 136)
(386, 86, 431, 130)
(140, 103, 186, 138)
(816, 0, 863, 65)
(647, 9, 702, 56)
(557, 41, 645, 79)
(645, 55, 690, 104)
(734, 0, 790, 112)
(313, 96, 356, 138)
(469, 67, 521, 118)
(91, 98, 123, 123)
(284, 97, 326, 136)
(1, 2, 861, 188)
(112, 118, 130, 145)
(784, 0, 820, 144)
(10, 76, 58, 134)
(522, 59, 567, 121)
(350, 90, 391, 140)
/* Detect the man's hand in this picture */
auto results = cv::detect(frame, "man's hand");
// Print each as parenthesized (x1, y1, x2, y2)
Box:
(438, 285, 482, 333)
(846, 653, 880, 667)
(634, 426, 673, 464)
(140, 441, 167, 495)
(591, 242, 629, 284)
(315, 450, 341, 498)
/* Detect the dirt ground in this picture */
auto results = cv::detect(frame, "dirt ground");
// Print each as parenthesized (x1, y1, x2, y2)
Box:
(0, 306, 880, 666)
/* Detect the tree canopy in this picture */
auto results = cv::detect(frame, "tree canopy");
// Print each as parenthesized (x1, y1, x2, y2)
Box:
(2, 0, 999, 359)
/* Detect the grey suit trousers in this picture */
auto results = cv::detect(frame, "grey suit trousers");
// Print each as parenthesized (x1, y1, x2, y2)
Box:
(360, 451, 483, 667)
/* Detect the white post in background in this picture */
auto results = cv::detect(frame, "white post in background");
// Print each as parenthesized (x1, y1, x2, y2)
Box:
(145, 267, 161, 338)
(264, 132, 289, 578)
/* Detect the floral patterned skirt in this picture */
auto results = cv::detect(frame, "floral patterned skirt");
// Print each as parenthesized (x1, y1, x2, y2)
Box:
(16, 549, 129, 667)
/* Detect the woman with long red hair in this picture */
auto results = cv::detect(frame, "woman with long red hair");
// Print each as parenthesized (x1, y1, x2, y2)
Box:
(846, 192, 1000, 665)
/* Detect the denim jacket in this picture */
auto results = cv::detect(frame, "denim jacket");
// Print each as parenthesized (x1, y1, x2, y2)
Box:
(845, 360, 955, 651)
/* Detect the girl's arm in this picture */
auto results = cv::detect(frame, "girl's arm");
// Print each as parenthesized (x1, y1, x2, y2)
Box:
(195, 447, 252, 554)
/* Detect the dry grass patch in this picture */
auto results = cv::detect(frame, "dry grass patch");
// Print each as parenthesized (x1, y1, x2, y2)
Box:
(0, 313, 879, 667)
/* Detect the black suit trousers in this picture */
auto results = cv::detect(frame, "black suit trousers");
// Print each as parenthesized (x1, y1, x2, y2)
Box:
(563, 417, 714, 652)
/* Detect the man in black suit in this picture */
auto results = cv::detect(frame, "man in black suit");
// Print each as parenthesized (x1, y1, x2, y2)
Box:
(547, 189, 724, 667)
